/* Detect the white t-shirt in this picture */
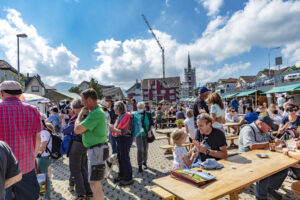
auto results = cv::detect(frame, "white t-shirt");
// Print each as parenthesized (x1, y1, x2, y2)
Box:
(210, 104, 225, 129)
(39, 130, 52, 157)
(277, 97, 285, 107)
(184, 118, 196, 139)
(105, 112, 111, 136)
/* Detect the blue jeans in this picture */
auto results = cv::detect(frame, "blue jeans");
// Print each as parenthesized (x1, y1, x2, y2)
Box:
(256, 169, 288, 199)
(109, 130, 118, 154)
(6, 169, 40, 200)
(116, 136, 133, 181)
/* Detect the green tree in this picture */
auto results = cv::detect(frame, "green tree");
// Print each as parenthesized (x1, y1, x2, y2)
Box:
(69, 86, 80, 94)
(89, 78, 103, 99)
(291, 65, 300, 71)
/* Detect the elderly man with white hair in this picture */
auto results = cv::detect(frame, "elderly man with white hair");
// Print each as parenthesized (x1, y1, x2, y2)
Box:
(136, 102, 154, 173)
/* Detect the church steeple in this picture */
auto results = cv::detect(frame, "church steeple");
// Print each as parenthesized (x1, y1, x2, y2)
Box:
(187, 52, 191, 69)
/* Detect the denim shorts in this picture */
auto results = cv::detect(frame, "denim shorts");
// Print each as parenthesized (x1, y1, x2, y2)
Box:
(87, 144, 109, 182)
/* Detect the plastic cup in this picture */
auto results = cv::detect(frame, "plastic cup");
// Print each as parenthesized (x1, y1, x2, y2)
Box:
(269, 142, 276, 152)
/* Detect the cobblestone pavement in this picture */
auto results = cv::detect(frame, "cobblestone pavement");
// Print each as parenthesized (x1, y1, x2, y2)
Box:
(49, 131, 300, 200)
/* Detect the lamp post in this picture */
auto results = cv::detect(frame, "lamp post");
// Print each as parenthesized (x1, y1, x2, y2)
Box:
(268, 46, 280, 78)
(17, 33, 28, 82)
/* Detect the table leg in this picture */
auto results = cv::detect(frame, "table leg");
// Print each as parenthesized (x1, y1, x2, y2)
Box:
(227, 126, 231, 134)
(229, 192, 239, 200)
(167, 133, 171, 145)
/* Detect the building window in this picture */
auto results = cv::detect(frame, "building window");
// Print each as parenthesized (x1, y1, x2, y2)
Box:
(152, 85, 156, 89)
(144, 97, 149, 101)
(227, 85, 229, 88)
(170, 89, 174, 93)
(153, 91, 157, 95)
(31, 86, 39, 92)
(144, 91, 148, 95)
(161, 90, 166, 94)
(170, 95, 175, 99)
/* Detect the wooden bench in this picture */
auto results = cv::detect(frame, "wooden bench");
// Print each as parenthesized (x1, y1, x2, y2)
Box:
(156, 136, 170, 140)
(151, 186, 176, 200)
(226, 136, 239, 141)
(160, 143, 194, 152)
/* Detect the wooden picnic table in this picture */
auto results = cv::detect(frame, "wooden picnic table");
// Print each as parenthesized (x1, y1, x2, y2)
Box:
(153, 149, 299, 200)
(224, 122, 241, 135)
(156, 128, 186, 154)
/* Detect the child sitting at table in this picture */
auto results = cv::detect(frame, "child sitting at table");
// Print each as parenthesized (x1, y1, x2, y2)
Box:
(171, 130, 198, 169)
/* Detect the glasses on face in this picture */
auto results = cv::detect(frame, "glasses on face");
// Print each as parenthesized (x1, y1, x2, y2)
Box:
(197, 114, 205, 119)
(231, 110, 235, 113)
(287, 108, 298, 112)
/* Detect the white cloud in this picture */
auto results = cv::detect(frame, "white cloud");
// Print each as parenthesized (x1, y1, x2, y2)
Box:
(282, 41, 300, 67)
(197, 0, 223, 16)
(88, 0, 300, 87)
(194, 7, 200, 14)
(165, 0, 169, 7)
(197, 62, 251, 84)
(0, 9, 79, 85)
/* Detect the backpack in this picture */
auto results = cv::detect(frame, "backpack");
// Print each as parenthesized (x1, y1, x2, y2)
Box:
(60, 135, 72, 156)
(54, 125, 61, 134)
(47, 133, 62, 159)
(42, 120, 62, 160)
(130, 112, 143, 137)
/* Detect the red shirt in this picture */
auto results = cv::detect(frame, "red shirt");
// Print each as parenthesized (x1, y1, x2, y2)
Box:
(0, 97, 42, 174)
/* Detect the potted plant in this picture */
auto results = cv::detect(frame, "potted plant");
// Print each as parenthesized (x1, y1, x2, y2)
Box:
(175, 119, 184, 129)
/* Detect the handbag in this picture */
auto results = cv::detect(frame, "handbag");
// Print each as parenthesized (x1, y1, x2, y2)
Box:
(147, 131, 155, 143)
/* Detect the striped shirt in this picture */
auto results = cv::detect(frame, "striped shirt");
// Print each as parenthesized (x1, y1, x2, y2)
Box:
(0, 97, 42, 174)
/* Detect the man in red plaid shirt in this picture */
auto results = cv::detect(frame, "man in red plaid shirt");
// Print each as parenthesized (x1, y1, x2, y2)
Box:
(0, 81, 42, 200)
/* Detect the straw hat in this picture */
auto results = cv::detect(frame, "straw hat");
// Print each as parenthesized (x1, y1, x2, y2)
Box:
(45, 122, 54, 133)
(99, 100, 110, 110)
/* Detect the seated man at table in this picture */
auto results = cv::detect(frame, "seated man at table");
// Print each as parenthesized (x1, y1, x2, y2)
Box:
(193, 113, 228, 162)
(239, 115, 287, 200)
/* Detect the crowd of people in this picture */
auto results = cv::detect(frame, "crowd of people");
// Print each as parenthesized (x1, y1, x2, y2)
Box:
(2, 79, 300, 200)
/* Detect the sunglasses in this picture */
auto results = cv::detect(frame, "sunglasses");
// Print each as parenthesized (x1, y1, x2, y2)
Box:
(287, 108, 298, 112)
(231, 110, 235, 112)
(197, 114, 205, 119)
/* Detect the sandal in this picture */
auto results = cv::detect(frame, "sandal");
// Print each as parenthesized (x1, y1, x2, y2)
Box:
(230, 143, 238, 148)
(75, 195, 87, 200)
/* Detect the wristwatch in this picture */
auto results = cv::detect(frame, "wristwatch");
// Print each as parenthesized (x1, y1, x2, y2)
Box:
(205, 149, 210, 156)
(285, 150, 290, 157)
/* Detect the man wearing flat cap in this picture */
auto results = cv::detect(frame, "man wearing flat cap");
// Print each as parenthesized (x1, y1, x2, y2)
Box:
(239, 115, 287, 200)
(0, 81, 42, 200)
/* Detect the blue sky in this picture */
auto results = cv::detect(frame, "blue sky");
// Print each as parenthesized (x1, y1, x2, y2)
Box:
(0, 0, 299, 88)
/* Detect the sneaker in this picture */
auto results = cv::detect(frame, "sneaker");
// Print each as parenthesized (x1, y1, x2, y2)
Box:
(120, 179, 134, 186)
(68, 185, 75, 192)
(75, 195, 87, 200)
(138, 166, 143, 173)
(143, 163, 148, 169)
(106, 160, 112, 168)
(86, 192, 93, 198)
(256, 198, 267, 200)
(113, 176, 123, 183)
(267, 188, 282, 200)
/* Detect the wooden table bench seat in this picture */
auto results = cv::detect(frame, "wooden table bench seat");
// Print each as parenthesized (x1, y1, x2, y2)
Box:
(151, 186, 176, 200)
(156, 136, 170, 140)
(153, 150, 299, 200)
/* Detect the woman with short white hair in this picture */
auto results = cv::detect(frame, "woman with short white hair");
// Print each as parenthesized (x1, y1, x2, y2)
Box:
(136, 102, 154, 173)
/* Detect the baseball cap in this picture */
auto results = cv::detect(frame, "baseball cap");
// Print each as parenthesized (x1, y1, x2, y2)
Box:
(198, 86, 211, 94)
(0, 81, 22, 95)
(258, 115, 277, 130)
